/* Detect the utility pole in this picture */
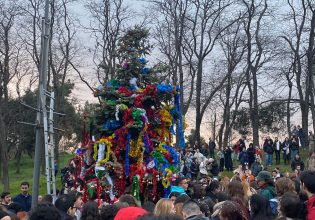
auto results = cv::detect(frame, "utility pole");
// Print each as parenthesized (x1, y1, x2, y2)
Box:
(32, 0, 50, 209)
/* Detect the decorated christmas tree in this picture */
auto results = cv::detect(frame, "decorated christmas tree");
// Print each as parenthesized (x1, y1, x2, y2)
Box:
(65, 27, 185, 204)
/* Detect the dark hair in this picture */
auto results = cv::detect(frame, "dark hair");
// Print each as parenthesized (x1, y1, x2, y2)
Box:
(300, 170, 315, 193)
(54, 195, 72, 213)
(119, 194, 138, 207)
(174, 177, 186, 186)
(20, 182, 30, 187)
(174, 194, 190, 205)
(29, 202, 61, 220)
(42, 194, 53, 204)
(168, 192, 181, 198)
(142, 201, 156, 213)
(67, 190, 83, 205)
(81, 201, 100, 220)
(100, 205, 119, 220)
(249, 194, 272, 218)
(0, 192, 10, 199)
(280, 192, 303, 218)
(206, 180, 220, 192)
(215, 192, 230, 202)
(191, 183, 205, 200)
(7, 202, 23, 214)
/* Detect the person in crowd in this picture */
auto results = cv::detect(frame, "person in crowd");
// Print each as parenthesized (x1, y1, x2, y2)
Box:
(200, 143, 209, 158)
(0, 193, 11, 209)
(55, 195, 76, 220)
(255, 146, 263, 162)
(224, 146, 233, 171)
(291, 154, 305, 171)
(297, 125, 305, 149)
(217, 149, 225, 172)
(263, 136, 273, 166)
(199, 158, 211, 178)
(142, 201, 156, 213)
(190, 183, 206, 203)
(239, 138, 246, 153)
(271, 169, 281, 182)
(275, 177, 296, 197)
(227, 180, 247, 206)
(169, 192, 181, 203)
(281, 137, 291, 165)
(153, 198, 175, 216)
(273, 137, 282, 165)
(42, 194, 53, 204)
(251, 156, 263, 177)
(239, 148, 249, 170)
(118, 194, 138, 207)
(256, 171, 276, 200)
(210, 201, 224, 220)
(169, 177, 188, 197)
(114, 207, 147, 220)
(209, 138, 216, 159)
(309, 131, 315, 151)
(205, 180, 219, 203)
(300, 170, 315, 219)
(100, 204, 120, 220)
(183, 150, 193, 178)
(174, 194, 191, 219)
(248, 194, 272, 220)
(290, 136, 299, 160)
(12, 181, 32, 212)
(209, 159, 219, 179)
(306, 151, 315, 171)
(181, 200, 207, 220)
(194, 149, 205, 164)
(241, 169, 255, 183)
(68, 191, 83, 220)
(247, 144, 255, 168)
(276, 192, 305, 220)
(190, 158, 200, 180)
(233, 141, 240, 161)
(219, 200, 248, 220)
(29, 202, 61, 220)
(80, 201, 100, 220)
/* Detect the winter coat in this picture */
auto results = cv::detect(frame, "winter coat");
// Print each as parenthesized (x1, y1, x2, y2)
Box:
(210, 162, 220, 176)
(247, 147, 255, 164)
(251, 162, 263, 177)
(260, 185, 276, 200)
(291, 141, 299, 151)
(239, 151, 249, 165)
(191, 161, 200, 174)
(306, 156, 315, 171)
(291, 158, 305, 171)
(264, 144, 274, 154)
(273, 141, 282, 151)
(281, 142, 291, 155)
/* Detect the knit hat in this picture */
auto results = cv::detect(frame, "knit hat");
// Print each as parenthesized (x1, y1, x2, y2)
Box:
(114, 207, 147, 220)
(256, 171, 272, 182)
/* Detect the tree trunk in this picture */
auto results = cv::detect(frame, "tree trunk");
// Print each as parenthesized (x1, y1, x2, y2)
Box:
(15, 146, 22, 174)
(287, 81, 293, 137)
(0, 110, 9, 191)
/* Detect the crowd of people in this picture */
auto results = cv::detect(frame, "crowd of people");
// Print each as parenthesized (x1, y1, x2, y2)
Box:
(0, 131, 315, 220)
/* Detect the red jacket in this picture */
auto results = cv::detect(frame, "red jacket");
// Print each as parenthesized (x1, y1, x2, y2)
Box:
(307, 195, 315, 220)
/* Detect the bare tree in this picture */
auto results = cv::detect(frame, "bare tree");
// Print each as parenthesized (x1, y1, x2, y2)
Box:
(280, 0, 315, 148)
(216, 26, 246, 148)
(240, 0, 271, 147)
(0, 0, 23, 190)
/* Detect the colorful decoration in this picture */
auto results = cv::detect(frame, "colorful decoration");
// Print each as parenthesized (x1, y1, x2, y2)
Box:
(62, 27, 185, 204)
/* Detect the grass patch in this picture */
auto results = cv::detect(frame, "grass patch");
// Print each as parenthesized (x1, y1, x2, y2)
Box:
(0, 152, 74, 196)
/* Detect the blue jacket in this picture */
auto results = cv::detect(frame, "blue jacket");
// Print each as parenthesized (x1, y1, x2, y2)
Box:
(13, 194, 32, 212)
(169, 186, 186, 197)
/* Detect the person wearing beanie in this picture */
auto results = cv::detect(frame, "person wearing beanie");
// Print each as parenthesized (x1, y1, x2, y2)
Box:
(256, 171, 276, 200)
(114, 207, 147, 220)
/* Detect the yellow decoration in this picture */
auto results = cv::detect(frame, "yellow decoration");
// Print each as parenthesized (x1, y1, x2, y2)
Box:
(92, 135, 115, 165)
(159, 108, 172, 126)
(161, 168, 172, 188)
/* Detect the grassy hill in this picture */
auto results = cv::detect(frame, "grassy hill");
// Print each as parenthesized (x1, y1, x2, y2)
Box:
(0, 152, 74, 196)
(0, 149, 310, 196)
